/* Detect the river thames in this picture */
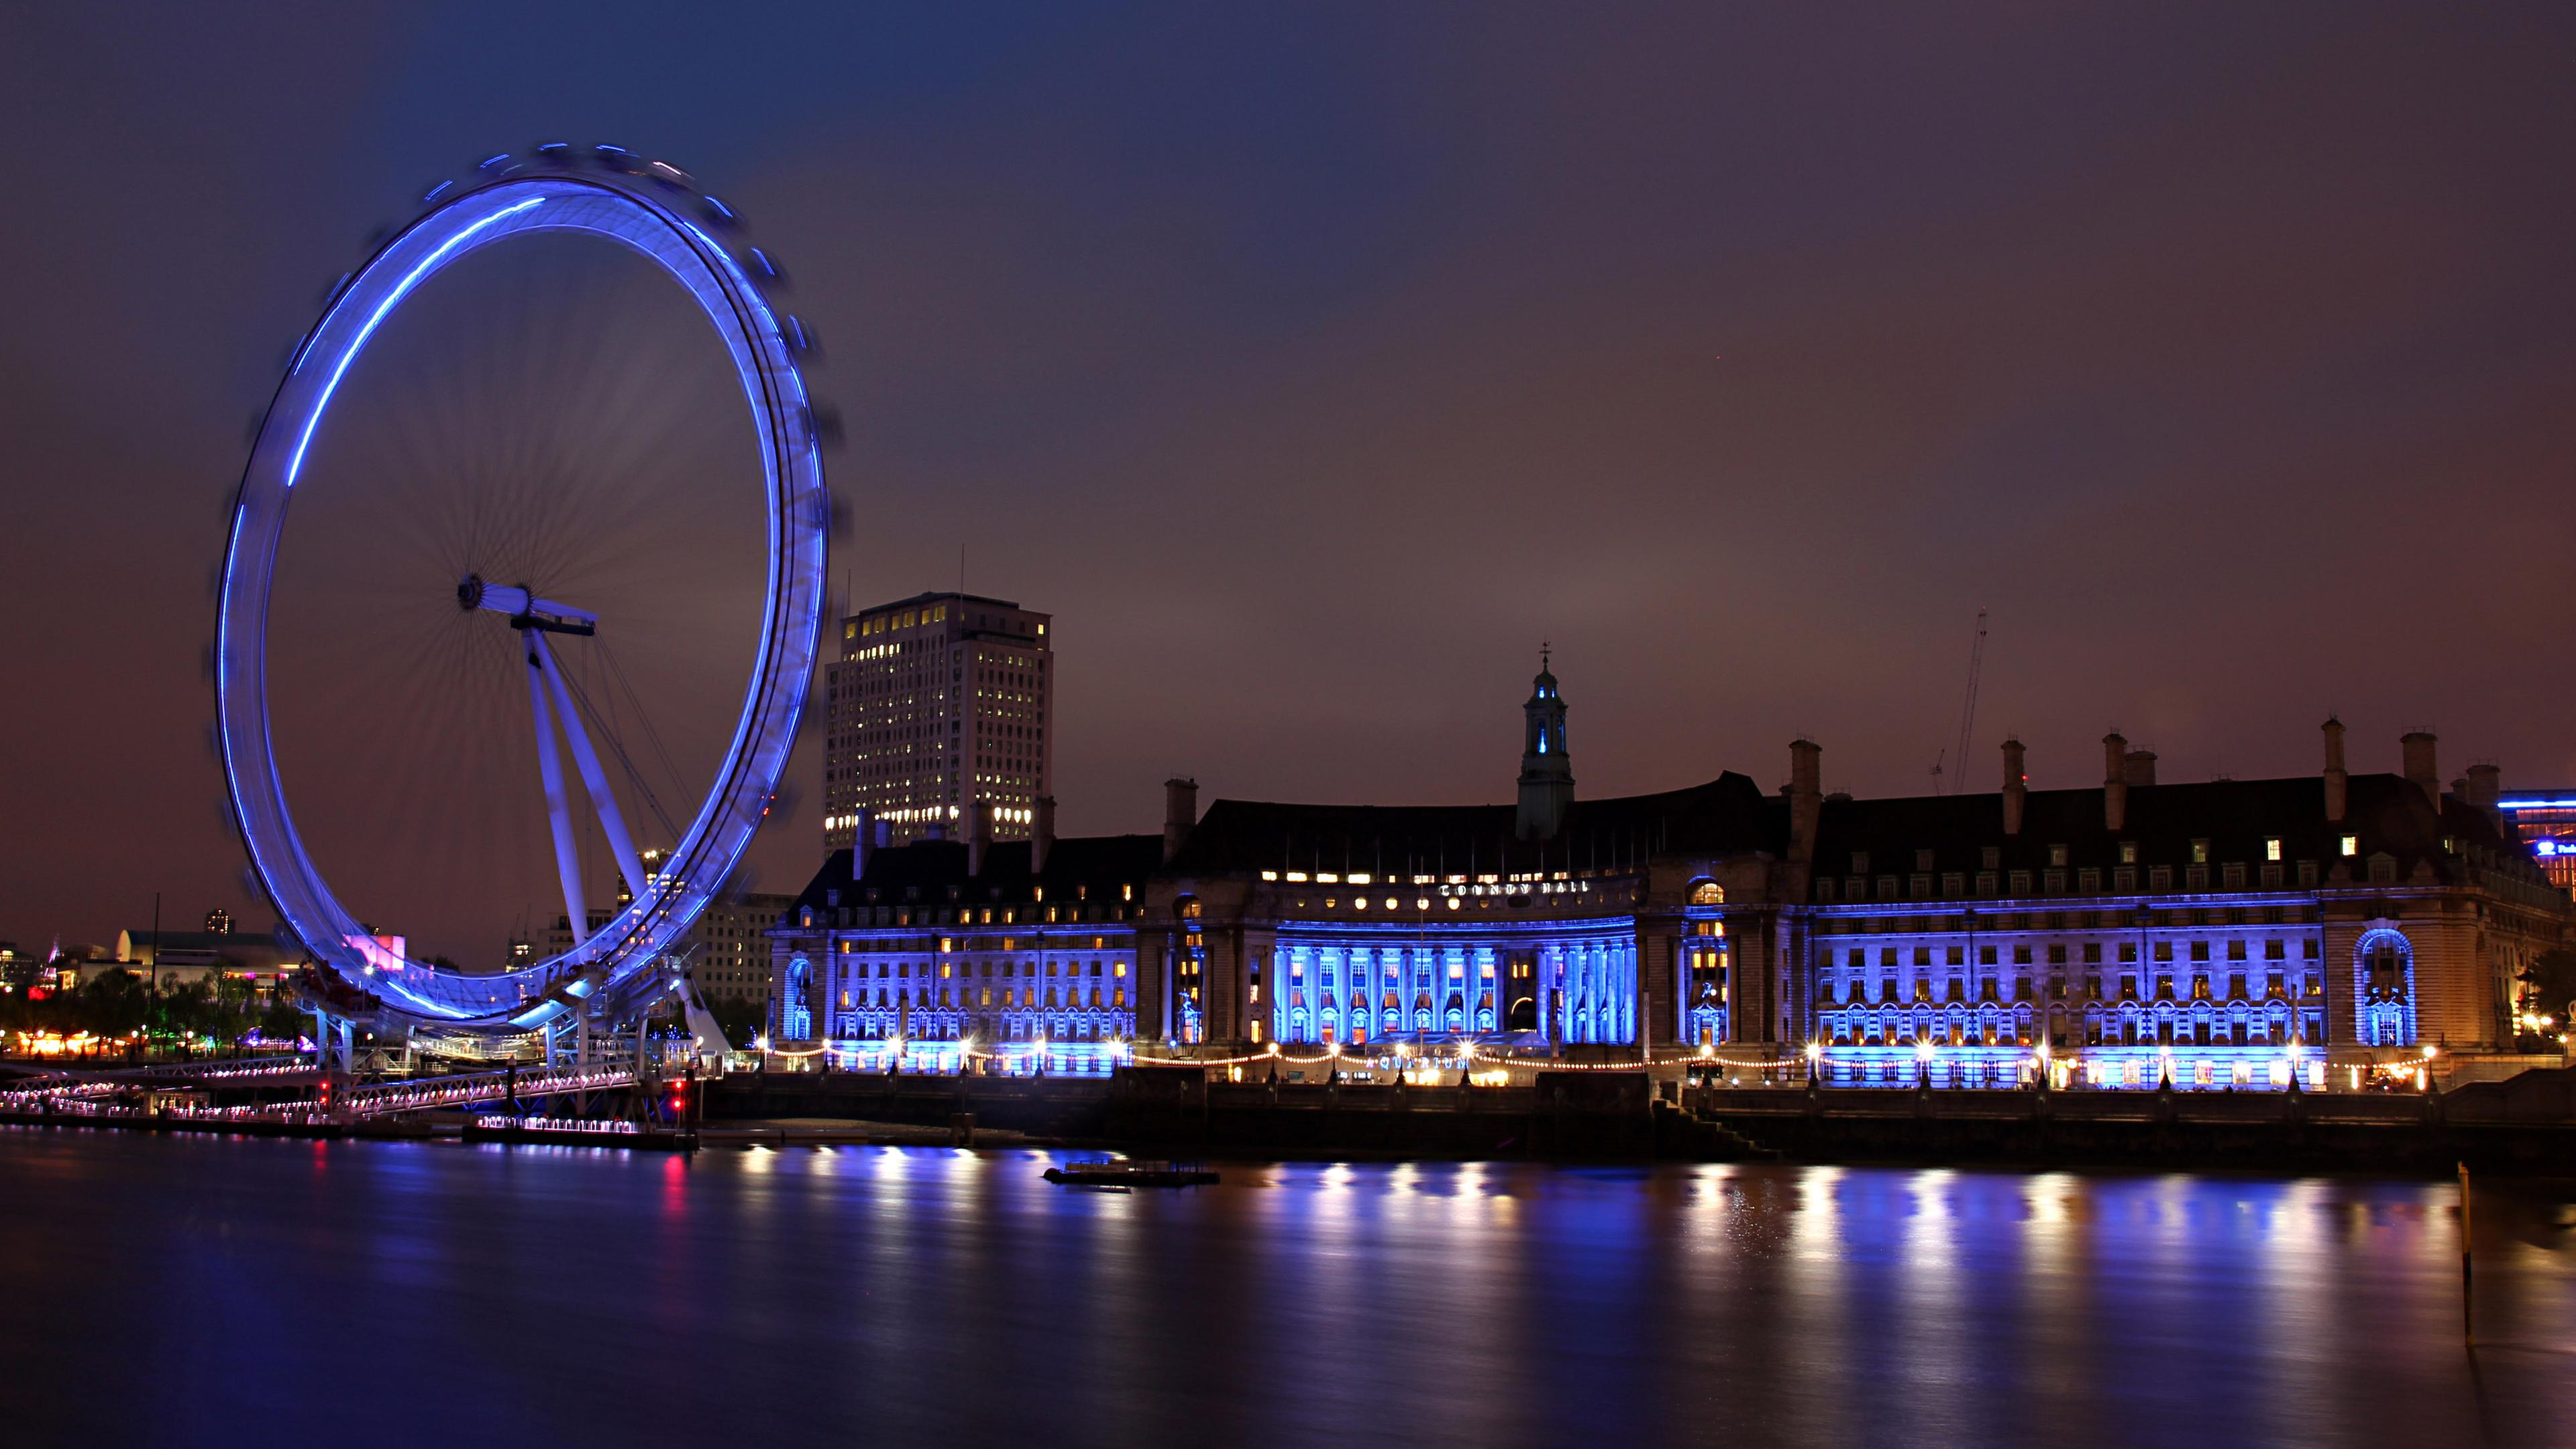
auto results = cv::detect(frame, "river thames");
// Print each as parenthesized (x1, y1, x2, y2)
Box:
(3, 1130, 2570, 1448)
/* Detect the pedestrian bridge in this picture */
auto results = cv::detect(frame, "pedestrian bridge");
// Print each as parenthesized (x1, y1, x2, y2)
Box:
(0, 1063, 637, 1124)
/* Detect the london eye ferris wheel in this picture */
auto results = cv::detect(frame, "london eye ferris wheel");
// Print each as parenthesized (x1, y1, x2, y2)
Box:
(213, 145, 831, 1040)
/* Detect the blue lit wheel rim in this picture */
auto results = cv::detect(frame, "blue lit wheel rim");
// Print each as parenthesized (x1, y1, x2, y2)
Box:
(216, 166, 827, 1032)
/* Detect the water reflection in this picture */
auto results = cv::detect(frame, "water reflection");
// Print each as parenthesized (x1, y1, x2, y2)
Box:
(0, 1130, 2567, 1448)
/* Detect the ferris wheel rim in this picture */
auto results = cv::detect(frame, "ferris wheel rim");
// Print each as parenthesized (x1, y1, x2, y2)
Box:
(213, 162, 828, 1034)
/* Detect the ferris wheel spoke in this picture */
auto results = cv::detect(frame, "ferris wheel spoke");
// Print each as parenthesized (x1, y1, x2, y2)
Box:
(531, 629, 649, 908)
(523, 639, 589, 944)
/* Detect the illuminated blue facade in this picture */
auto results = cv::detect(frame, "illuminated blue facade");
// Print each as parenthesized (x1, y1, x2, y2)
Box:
(767, 824, 1158, 1069)
(1267, 916, 1640, 1046)
(1803, 889, 2337, 1089)
(771, 672, 2564, 1089)
(1140, 698, 2564, 1085)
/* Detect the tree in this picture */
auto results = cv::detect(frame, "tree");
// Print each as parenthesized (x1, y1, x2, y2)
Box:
(258, 1000, 307, 1042)
(75, 969, 150, 1038)
(2520, 948, 2576, 1022)
(706, 991, 767, 1046)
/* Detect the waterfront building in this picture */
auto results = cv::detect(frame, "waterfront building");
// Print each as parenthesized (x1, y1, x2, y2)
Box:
(820, 591, 1053, 850)
(111, 918, 294, 990)
(766, 802, 1154, 1069)
(769, 663, 2571, 1087)
(2496, 791, 2576, 899)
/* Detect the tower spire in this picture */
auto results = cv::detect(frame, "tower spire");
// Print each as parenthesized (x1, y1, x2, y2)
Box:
(1516, 655, 1573, 841)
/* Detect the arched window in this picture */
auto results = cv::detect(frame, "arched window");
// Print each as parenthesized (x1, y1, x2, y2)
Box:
(781, 958, 812, 1040)
(2355, 929, 2417, 1046)
(1689, 880, 1723, 906)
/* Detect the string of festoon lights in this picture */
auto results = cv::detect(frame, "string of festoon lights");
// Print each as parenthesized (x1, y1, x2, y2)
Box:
(755, 1035, 2434, 1082)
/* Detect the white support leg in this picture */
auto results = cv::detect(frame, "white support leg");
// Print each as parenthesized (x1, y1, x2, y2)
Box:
(527, 645, 588, 945)
(531, 631, 651, 906)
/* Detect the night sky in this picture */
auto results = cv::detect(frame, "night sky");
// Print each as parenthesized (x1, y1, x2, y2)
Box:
(7, 5, 2576, 953)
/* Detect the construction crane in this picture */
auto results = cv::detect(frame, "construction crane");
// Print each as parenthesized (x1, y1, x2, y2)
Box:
(1949, 608, 1989, 794)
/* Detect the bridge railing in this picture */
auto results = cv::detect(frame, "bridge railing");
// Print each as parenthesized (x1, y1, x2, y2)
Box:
(341, 1065, 635, 1117)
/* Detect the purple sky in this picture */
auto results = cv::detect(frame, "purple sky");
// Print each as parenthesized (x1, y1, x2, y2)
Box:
(5, 4, 2575, 953)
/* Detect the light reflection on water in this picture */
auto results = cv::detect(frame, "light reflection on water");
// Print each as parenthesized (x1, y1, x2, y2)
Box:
(1, 1130, 2569, 1448)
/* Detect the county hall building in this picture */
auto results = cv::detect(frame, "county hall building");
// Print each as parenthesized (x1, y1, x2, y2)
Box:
(768, 662, 2568, 1087)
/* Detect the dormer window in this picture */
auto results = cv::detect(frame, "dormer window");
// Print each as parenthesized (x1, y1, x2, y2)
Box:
(2048, 845, 2069, 868)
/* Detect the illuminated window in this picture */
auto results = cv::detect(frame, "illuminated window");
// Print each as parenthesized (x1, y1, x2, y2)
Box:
(2265, 837, 2282, 861)
(2341, 835, 2359, 857)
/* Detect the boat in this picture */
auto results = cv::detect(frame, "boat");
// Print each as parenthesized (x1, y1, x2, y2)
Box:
(1042, 1160, 1220, 1188)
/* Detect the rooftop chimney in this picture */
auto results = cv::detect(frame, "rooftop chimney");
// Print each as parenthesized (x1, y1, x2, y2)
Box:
(2322, 716, 2348, 823)
(1032, 795, 1057, 873)
(849, 806, 873, 880)
(1163, 777, 1199, 865)
(1787, 739, 1822, 863)
(2103, 732, 2128, 833)
(967, 800, 994, 877)
(2123, 750, 2156, 786)
(2401, 731, 2440, 812)
(2002, 737, 2027, 837)
(2465, 764, 2502, 828)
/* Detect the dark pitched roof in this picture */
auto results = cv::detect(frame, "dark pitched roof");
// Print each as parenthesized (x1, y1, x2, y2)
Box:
(1165, 774, 1778, 877)
(1810, 772, 2544, 887)
(785, 834, 1164, 914)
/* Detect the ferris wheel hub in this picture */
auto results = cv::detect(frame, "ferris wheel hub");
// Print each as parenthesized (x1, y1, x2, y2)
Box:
(458, 574, 598, 635)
